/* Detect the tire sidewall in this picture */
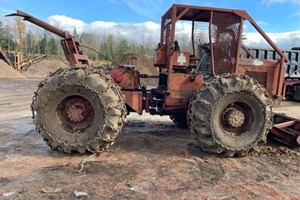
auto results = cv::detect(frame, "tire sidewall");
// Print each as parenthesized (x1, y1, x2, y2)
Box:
(211, 91, 266, 149)
(42, 84, 106, 146)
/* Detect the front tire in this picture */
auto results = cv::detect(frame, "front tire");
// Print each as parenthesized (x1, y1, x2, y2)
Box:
(31, 67, 126, 154)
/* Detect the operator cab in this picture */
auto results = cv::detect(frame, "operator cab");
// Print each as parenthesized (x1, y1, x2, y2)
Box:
(154, 5, 243, 76)
(153, 4, 288, 109)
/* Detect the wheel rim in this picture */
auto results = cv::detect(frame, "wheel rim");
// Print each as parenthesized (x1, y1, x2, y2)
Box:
(211, 91, 266, 149)
(57, 95, 95, 132)
(220, 102, 254, 137)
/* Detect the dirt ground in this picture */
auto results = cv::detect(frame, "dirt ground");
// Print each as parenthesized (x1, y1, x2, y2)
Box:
(0, 60, 25, 79)
(22, 59, 68, 77)
(0, 78, 299, 200)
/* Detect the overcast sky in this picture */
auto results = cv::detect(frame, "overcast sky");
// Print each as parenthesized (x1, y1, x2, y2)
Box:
(1, 0, 300, 49)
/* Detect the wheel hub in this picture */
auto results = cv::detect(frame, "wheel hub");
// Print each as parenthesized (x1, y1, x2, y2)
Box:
(58, 96, 95, 131)
(225, 108, 245, 128)
(67, 102, 85, 122)
(220, 102, 254, 137)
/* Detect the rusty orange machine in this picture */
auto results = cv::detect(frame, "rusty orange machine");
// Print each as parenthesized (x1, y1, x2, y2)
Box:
(7, 4, 295, 157)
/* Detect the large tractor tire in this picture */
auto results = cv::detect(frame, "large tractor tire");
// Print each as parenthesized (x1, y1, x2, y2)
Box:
(170, 114, 188, 129)
(187, 74, 273, 157)
(31, 67, 126, 154)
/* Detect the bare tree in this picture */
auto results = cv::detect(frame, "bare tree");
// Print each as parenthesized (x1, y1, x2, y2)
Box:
(15, 18, 26, 51)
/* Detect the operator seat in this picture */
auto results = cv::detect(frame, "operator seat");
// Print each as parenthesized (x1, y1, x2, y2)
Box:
(174, 40, 180, 51)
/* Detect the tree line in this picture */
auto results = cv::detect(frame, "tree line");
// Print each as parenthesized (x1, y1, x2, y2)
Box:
(0, 18, 156, 61)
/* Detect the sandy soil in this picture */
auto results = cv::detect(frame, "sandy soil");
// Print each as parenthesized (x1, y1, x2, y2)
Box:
(0, 60, 25, 79)
(0, 58, 68, 79)
(22, 59, 68, 77)
(0, 78, 299, 200)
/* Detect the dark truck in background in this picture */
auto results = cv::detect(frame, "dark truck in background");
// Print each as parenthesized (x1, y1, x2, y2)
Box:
(246, 48, 300, 101)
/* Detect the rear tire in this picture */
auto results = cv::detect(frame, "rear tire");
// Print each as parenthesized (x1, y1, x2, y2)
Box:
(187, 74, 273, 157)
(31, 67, 126, 154)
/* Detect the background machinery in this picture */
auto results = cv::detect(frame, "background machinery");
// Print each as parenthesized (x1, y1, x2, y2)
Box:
(0, 49, 46, 71)
(7, 4, 298, 157)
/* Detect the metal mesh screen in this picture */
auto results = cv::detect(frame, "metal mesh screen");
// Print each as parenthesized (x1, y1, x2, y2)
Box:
(160, 9, 175, 63)
(194, 21, 210, 54)
(211, 12, 241, 75)
(194, 22, 211, 73)
(161, 9, 173, 49)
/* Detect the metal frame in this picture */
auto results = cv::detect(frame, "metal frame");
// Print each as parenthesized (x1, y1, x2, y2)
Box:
(270, 113, 300, 147)
(7, 10, 89, 66)
(157, 4, 288, 99)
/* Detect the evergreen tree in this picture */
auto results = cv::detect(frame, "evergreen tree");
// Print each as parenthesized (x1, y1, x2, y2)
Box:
(106, 34, 115, 60)
(24, 30, 37, 54)
(0, 20, 17, 51)
(39, 34, 48, 54)
(116, 38, 129, 57)
(72, 27, 80, 40)
(48, 37, 58, 55)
